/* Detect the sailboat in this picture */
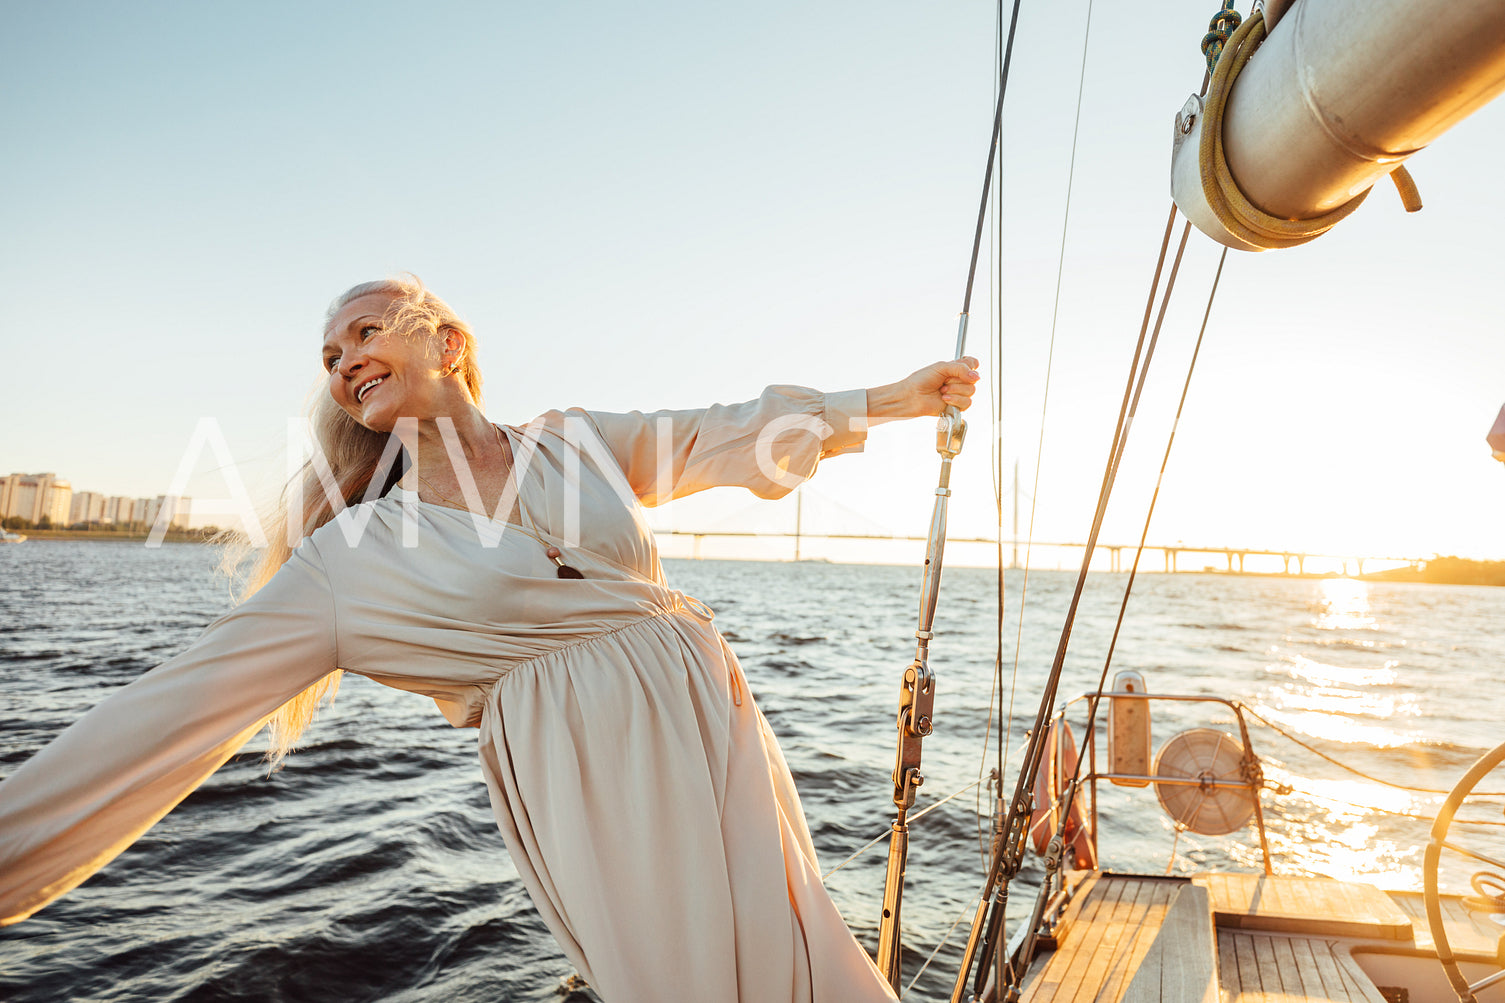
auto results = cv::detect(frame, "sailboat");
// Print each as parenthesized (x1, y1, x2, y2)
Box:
(2, 2, 1502, 1000)
(860, 0, 1505, 1000)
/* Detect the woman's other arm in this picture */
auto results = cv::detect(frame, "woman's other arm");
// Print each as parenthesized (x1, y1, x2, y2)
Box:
(0, 542, 339, 925)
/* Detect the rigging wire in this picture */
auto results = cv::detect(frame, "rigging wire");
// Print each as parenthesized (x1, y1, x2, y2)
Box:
(1009, 209, 1185, 833)
(950, 203, 1184, 996)
(1060, 236, 1219, 808)
(994, 230, 1215, 964)
(901, 890, 985, 999)
(1002, 0, 1108, 739)
(978, 0, 1028, 882)
(979, 0, 1008, 874)
(992, 0, 1010, 831)
(955, 0, 1146, 993)
(1279, 788, 1505, 827)
(872, 0, 1030, 981)
(974, 0, 1103, 881)
(1242, 706, 1505, 797)
(822, 777, 987, 881)
(959, 0, 1025, 319)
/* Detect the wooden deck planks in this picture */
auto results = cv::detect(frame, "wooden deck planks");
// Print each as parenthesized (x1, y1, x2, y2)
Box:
(1284, 875, 1320, 925)
(1086, 880, 1166, 1002)
(1217, 929, 1241, 1003)
(1389, 889, 1503, 960)
(1331, 944, 1386, 1003)
(1216, 932, 1387, 1003)
(1026, 875, 1127, 1003)
(1098, 883, 1164, 1003)
(1270, 935, 1314, 1001)
(1192, 874, 1413, 941)
(1067, 876, 1137, 1003)
(1100, 881, 1176, 1002)
(1025, 875, 1436, 1002)
(1120, 884, 1218, 1003)
(1252, 934, 1285, 1000)
(1296, 935, 1344, 1002)
(1229, 932, 1264, 1003)
(1023, 876, 1200, 1003)
(1071, 878, 1146, 1003)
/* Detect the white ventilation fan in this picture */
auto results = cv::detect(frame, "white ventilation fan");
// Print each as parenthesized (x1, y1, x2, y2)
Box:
(1152, 728, 1256, 835)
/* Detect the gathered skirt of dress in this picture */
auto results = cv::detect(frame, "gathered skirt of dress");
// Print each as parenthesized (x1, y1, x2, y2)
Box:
(478, 605, 897, 1002)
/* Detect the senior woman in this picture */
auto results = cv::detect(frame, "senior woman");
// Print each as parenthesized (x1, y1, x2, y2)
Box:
(0, 276, 979, 1001)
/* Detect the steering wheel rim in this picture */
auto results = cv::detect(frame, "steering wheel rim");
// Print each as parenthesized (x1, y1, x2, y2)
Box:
(1424, 739, 1505, 1003)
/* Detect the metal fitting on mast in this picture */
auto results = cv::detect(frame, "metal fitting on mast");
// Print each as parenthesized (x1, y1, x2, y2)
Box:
(876, 321, 971, 990)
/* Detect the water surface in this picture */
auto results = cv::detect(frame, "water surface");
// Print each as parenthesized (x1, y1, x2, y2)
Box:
(3, 542, 1502, 1000)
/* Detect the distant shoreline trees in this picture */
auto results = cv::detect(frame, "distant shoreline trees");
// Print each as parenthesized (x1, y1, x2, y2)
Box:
(3, 516, 222, 542)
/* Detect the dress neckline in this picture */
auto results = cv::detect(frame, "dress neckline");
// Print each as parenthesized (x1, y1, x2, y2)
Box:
(391, 423, 526, 526)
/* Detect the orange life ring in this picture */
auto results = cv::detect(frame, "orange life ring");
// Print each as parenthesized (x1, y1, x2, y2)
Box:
(1028, 720, 1097, 870)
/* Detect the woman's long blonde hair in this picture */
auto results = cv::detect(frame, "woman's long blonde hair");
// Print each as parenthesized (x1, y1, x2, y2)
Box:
(221, 274, 482, 767)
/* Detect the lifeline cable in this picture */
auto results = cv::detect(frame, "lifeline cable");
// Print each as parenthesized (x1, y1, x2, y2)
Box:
(823, 777, 987, 881)
(1242, 706, 1505, 797)
(1284, 788, 1505, 827)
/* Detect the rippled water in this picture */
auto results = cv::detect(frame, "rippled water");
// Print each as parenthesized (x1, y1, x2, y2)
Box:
(3, 541, 1504, 1001)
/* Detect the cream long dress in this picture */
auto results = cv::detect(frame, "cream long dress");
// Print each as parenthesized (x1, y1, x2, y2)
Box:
(0, 386, 900, 1002)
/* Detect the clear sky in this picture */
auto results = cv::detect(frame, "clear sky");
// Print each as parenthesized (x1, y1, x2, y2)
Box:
(2, 1, 1501, 561)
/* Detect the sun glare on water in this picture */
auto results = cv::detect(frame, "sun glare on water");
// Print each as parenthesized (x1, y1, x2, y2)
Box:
(1312, 578, 1377, 631)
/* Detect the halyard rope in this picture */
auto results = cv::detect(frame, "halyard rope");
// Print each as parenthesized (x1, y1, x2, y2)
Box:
(1200, 0, 1241, 72)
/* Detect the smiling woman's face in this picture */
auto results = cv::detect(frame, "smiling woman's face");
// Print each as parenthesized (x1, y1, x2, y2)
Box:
(321, 291, 458, 432)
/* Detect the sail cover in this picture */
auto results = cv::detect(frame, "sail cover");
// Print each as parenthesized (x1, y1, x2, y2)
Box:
(1490, 403, 1505, 460)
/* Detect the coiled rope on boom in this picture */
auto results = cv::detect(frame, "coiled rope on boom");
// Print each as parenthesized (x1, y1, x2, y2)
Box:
(1195, 7, 1422, 251)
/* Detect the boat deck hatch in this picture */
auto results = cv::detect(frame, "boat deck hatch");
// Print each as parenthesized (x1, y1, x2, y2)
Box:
(1194, 873, 1414, 940)
(1219, 931, 1386, 1003)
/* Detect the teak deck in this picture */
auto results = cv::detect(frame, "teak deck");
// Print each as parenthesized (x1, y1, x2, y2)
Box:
(1017, 873, 1487, 1003)
(1191, 873, 1413, 940)
(1390, 888, 1505, 961)
(1021, 876, 1216, 1003)
(1216, 932, 1385, 1003)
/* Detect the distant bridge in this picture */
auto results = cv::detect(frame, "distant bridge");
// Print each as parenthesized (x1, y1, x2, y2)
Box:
(650, 529, 1425, 575)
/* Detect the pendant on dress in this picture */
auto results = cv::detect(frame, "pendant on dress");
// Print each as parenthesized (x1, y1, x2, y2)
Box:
(545, 545, 585, 579)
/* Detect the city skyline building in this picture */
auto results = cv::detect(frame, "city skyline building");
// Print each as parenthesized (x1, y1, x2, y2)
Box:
(0, 473, 72, 526)
(70, 491, 107, 525)
(2, 473, 190, 530)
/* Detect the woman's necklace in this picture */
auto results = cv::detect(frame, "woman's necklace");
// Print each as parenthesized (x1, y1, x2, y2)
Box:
(414, 424, 585, 579)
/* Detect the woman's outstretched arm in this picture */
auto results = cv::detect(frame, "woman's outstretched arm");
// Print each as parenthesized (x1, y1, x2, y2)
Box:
(576, 358, 982, 506)
(0, 541, 339, 926)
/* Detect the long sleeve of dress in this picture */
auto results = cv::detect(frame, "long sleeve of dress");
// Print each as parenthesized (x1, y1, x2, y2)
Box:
(580, 385, 869, 506)
(0, 541, 339, 926)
